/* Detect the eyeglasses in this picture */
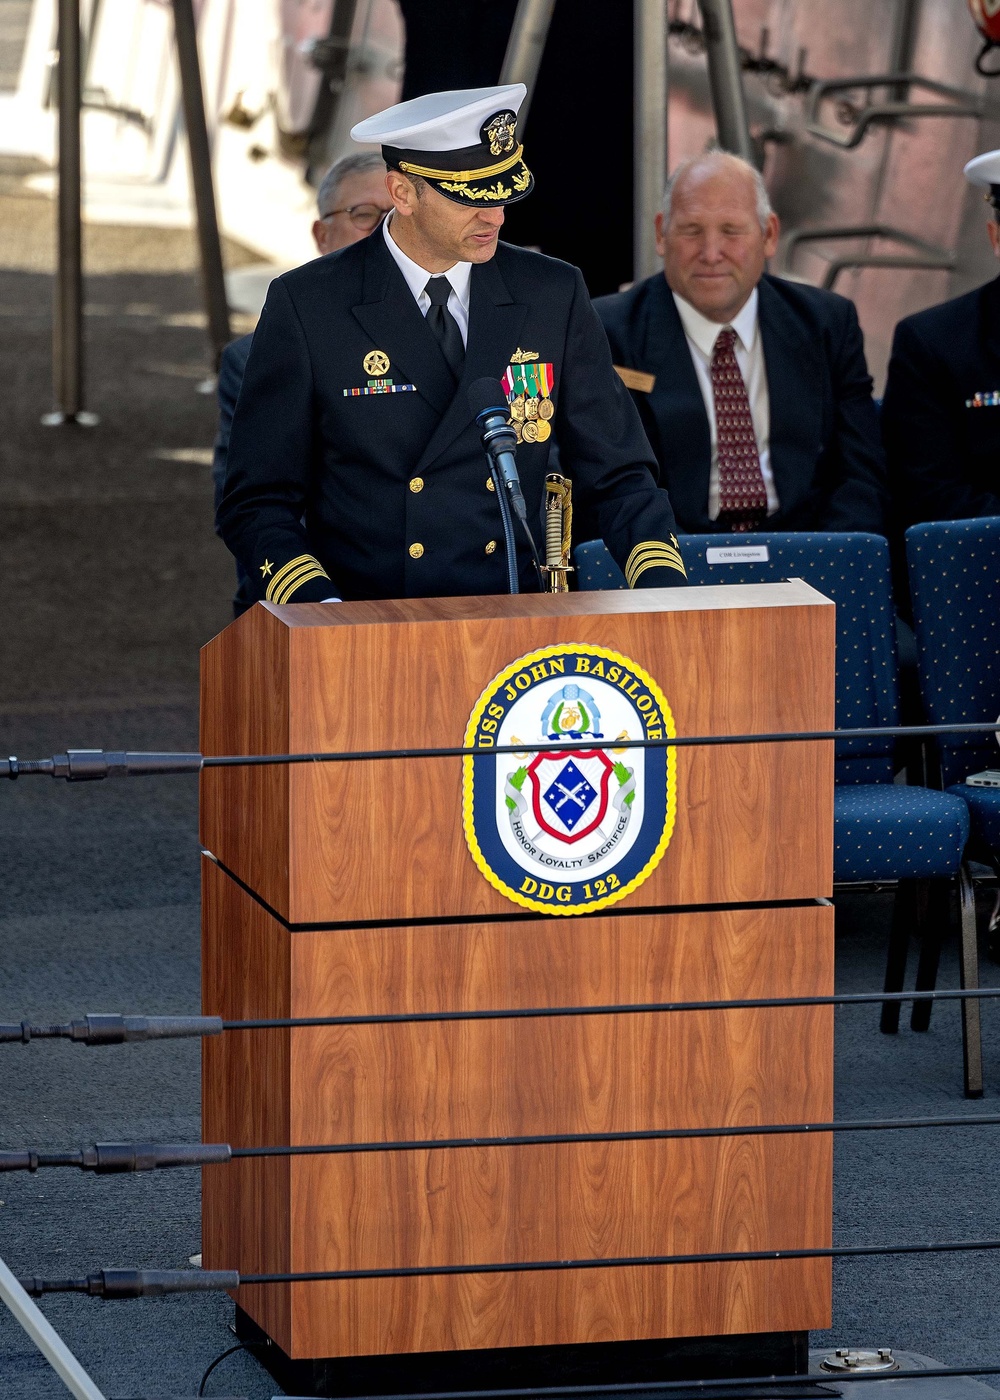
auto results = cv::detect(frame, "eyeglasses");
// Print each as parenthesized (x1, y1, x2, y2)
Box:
(320, 204, 389, 231)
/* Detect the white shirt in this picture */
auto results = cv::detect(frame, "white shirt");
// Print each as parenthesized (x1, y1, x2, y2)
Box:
(383, 215, 472, 347)
(671, 287, 778, 519)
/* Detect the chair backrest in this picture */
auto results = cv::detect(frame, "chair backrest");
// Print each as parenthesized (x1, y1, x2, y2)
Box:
(905, 517, 1000, 786)
(573, 532, 900, 783)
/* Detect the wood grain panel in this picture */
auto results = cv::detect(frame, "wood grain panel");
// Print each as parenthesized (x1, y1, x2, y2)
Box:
(288, 1008, 830, 1144)
(199, 583, 835, 924)
(285, 1136, 831, 1357)
(202, 869, 833, 1358)
(288, 1135, 830, 1269)
(287, 904, 833, 1145)
(201, 856, 292, 1352)
(200, 603, 290, 917)
(288, 1258, 830, 1358)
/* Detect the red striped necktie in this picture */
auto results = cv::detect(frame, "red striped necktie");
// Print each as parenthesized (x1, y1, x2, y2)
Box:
(710, 326, 767, 532)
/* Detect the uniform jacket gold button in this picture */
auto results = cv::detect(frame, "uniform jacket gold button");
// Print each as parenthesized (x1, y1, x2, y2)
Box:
(409, 477, 424, 493)
(409, 542, 424, 559)
(486, 477, 495, 491)
(485, 539, 497, 555)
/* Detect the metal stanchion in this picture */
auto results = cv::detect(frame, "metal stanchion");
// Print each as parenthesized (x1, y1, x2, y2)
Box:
(695, 0, 754, 162)
(633, 0, 668, 282)
(888, 0, 920, 102)
(0, 1254, 106, 1400)
(305, 0, 361, 181)
(171, 0, 231, 372)
(499, 0, 558, 126)
(42, 0, 97, 428)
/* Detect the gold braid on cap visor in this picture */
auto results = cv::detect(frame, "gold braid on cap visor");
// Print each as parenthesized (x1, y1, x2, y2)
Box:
(398, 144, 525, 183)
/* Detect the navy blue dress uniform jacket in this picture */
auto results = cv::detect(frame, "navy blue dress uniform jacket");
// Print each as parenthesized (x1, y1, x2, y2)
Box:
(217, 228, 686, 604)
(594, 272, 888, 535)
(212, 333, 255, 614)
(882, 273, 1000, 527)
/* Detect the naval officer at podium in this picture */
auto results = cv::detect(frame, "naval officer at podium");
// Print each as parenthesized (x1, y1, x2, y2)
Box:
(217, 84, 688, 604)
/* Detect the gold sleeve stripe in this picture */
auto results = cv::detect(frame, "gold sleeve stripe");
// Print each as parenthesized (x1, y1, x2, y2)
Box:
(625, 541, 687, 588)
(265, 554, 328, 603)
(399, 144, 524, 183)
(625, 540, 685, 574)
(271, 563, 318, 605)
(272, 565, 330, 606)
(626, 543, 685, 569)
(629, 555, 687, 587)
(265, 554, 313, 600)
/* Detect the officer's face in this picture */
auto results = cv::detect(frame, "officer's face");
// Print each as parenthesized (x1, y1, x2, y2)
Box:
(386, 171, 506, 271)
(656, 158, 780, 324)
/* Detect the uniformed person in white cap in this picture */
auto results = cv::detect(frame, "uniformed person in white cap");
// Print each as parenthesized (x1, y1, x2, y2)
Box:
(882, 148, 1000, 530)
(217, 84, 687, 604)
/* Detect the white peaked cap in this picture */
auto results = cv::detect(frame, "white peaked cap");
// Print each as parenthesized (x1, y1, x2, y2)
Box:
(351, 84, 527, 152)
(965, 149, 1000, 186)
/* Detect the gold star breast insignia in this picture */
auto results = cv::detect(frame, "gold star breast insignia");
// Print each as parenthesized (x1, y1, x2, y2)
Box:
(260, 559, 274, 577)
(363, 350, 390, 377)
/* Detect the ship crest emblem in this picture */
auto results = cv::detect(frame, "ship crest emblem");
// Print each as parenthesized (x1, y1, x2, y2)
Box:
(463, 645, 677, 914)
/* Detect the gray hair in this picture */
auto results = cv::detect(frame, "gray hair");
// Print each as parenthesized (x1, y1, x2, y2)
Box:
(316, 152, 386, 217)
(662, 151, 773, 232)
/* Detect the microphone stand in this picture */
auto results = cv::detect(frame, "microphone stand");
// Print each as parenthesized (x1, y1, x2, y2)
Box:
(475, 414, 544, 593)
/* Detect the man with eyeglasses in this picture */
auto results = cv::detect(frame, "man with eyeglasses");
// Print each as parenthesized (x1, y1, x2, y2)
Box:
(217, 85, 687, 607)
(212, 151, 391, 613)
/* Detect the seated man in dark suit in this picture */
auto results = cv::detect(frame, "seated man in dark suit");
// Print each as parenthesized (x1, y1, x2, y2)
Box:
(212, 151, 391, 613)
(882, 148, 1000, 528)
(595, 151, 887, 535)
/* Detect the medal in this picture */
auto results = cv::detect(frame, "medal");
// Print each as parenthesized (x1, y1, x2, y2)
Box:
(522, 419, 539, 443)
(511, 421, 524, 443)
(524, 396, 539, 420)
(535, 419, 551, 442)
(510, 394, 526, 421)
(538, 397, 554, 420)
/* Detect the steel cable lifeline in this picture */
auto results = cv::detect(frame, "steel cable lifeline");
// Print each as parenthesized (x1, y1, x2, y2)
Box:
(3, 719, 1000, 779)
(23, 1234, 1000, 1297)
(10, 1109, 1000, 1175)
(5, 985, 1000, 1046)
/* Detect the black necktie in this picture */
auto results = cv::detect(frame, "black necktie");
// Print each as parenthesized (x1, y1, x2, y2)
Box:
(424, 276, 465, 380)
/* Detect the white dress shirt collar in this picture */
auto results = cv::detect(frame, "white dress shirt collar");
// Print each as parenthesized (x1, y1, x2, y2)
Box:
(672, 285, 759, 358)
(383, 215, 472, 317)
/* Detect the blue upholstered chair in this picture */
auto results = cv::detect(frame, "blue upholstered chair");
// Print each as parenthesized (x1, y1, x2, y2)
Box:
(906, 518, 1000, 958)
(575, 533, 980, 1094)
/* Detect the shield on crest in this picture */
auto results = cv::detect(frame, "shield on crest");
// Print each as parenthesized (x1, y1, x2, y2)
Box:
(526, 749, 614, 844)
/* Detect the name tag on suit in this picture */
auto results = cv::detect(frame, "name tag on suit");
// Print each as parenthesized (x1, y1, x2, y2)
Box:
(965, 390, 1000, 408)
(614, 364, 656, 394)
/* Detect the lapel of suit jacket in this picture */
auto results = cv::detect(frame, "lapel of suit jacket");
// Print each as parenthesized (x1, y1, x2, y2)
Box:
(350, 229, 455, 419)
(411, 252, 528, 475)
(642, 276, 712, 523)
(757, 275, 823, 514)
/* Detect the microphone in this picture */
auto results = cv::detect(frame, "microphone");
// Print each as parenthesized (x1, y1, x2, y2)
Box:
(467, 377, 528, 524)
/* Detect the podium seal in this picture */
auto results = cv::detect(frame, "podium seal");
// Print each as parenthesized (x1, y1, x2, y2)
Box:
(462, 644, 677, 914)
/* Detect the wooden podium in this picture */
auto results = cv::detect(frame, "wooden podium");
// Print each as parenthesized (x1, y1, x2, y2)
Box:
(200, 583, 835, 1366)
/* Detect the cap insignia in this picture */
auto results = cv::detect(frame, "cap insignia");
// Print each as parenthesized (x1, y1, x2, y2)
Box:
(485, 111, 517, 156)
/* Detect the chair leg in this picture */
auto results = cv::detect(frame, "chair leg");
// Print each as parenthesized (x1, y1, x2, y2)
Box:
(986, 859, 1000, 964)
(881, 879, 921, 1033)
(958, 863, 984, 1099)
(911, 879, 947, 1032)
